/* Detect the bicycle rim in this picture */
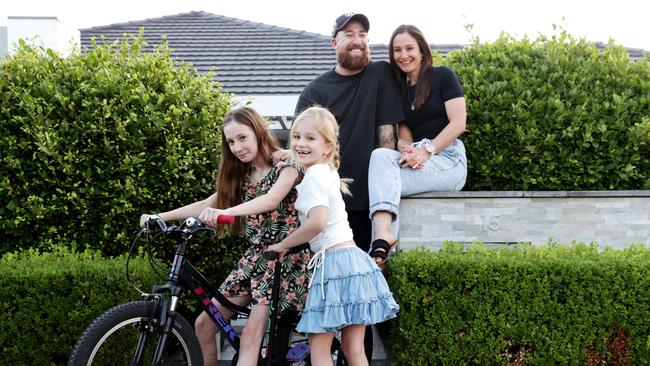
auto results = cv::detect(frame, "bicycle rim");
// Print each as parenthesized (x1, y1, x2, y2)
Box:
(70, 302, 201, 366)
(93, 320, 190, 364)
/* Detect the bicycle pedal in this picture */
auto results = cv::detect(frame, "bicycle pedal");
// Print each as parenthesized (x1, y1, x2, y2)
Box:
(286, 343, 309, 362)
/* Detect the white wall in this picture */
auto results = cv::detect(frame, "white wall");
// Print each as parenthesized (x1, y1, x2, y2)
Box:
(6, 16, 79, 56)
(233, 94, 298, 128)
(0, 26, 7, 55)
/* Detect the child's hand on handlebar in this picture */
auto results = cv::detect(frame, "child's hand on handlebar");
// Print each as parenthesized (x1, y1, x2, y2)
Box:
(139, 214, 157, 228)
(199, 207, 228, 227)
(265, 243, 288, 260)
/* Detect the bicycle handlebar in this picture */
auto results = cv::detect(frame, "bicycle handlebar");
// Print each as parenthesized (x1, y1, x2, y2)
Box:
(215, 214, 236, 224)
(262, 251, 279, 260)
(144, 214, 236, 234)
(262, 243, 311, 260)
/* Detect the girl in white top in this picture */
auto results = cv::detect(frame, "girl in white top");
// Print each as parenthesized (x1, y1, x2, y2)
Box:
(267, 106, 399, 366)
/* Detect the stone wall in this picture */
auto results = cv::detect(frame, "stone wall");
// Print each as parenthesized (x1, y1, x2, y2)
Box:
(398, 190, 650, 250)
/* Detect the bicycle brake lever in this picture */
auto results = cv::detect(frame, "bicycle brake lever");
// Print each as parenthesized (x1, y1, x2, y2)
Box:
(146, 215, 168, 232)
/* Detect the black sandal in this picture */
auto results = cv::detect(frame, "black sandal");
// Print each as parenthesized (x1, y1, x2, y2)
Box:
(369, 239, 398, 268)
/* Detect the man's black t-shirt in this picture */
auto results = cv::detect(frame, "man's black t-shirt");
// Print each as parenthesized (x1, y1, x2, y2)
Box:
(403, 66, 464, 141)
(295, 61, 404, 211)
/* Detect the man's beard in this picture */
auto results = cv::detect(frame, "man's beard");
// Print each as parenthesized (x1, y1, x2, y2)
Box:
(337, 48, 371, 71)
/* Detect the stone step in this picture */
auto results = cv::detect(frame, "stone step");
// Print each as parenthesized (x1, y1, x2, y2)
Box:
(399, 190, 650, 251)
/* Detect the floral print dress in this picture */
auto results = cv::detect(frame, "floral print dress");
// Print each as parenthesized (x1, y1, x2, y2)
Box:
(219, 160, 311, 313)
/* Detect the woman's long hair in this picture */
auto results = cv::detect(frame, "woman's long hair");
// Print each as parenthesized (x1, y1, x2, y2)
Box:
(215, 106, 280, 233)
(388, 24, 433, 111)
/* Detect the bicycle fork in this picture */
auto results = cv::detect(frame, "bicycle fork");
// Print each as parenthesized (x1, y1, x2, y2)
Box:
(146, 242, 187, 364)
(130, 293, 178, 366)
(151, 295, 180, 365)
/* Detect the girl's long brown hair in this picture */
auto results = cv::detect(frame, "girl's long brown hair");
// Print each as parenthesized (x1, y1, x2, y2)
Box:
(388, 24, 433, 111)
(215, 106, 280, 234)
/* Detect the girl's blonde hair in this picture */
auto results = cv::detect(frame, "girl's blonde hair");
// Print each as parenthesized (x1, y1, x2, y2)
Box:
(290, 106, 351, 195)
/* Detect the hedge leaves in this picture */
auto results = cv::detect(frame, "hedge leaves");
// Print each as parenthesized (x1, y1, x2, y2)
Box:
(440, 30, 650, 190)
(0, 34, 231, 256)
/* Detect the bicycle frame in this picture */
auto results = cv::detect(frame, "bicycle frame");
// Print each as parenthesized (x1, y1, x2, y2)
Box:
(136, 221, 250, 365)
(135, 216, 311, 365)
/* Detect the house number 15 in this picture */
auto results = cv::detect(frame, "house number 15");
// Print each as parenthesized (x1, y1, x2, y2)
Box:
(481, 215, 500, 231)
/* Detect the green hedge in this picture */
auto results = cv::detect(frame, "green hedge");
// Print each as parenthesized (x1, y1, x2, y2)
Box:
(439, 30, 650, 190)
(0, 246, 158, 364)
(0, 33, 230, 257)
(388, 242, 650, 365)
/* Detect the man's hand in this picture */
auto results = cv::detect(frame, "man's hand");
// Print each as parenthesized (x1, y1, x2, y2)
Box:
(397, 139, 412, 153)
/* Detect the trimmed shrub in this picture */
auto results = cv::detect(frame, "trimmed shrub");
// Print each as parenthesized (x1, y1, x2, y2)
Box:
(0, 33, 231, 257)
(438, 30, 650, 190)
(388, 242, 650, 365)
(0, 246, 158, 364)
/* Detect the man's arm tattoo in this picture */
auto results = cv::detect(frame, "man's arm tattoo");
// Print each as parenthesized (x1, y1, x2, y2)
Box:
(377, 125, 396, 149)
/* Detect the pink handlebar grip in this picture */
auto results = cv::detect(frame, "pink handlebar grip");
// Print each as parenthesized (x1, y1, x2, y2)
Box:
(216, 215, 235, 224)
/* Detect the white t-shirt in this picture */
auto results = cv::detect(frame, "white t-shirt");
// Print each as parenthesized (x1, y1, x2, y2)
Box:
(295, 163, 354, 254)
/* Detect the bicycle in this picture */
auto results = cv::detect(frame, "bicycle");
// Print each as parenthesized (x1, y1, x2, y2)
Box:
(67, 215, 344, 365)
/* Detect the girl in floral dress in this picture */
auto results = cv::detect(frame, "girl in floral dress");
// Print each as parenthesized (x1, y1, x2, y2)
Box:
(140, 106, 310, 366)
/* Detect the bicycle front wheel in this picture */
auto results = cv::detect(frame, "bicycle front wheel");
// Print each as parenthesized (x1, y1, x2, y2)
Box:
(68, 301, 203, 366)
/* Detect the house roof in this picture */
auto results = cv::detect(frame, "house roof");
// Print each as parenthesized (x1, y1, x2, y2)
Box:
(79, 11, 463, 95)
(80, 11, 646, 96)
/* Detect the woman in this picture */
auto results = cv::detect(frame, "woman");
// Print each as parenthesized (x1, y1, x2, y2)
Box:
(368, 25, 468, 268)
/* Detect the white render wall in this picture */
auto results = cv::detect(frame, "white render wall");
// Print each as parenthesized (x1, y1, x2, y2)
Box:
(0, 26, 7, 55)
(233, 94, 298, 129)
(6, 16, 79, 56)
(398, 191, 650, 250)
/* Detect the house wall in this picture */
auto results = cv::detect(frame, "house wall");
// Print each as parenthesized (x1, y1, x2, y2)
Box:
(398, 190, 650, 250)
(233, 95, 298, 123)
(0, 26, 7, 56)
(234, 94, 298, 147)
(6, 16, 79, 56)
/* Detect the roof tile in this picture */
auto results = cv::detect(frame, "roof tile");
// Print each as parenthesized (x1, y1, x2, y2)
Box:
(81, 11, 644, 95)
(80, 11, 458, 95)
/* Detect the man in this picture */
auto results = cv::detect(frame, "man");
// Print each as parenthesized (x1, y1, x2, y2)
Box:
(295, 12, 404, 251)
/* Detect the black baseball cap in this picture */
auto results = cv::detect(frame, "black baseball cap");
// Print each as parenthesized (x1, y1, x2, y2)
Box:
(331, 12, 370, 38)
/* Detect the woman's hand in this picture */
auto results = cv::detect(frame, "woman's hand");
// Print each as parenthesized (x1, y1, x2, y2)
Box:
(199, 207, 228, 227)
(414, 147, 431, 168)
(399, 146, 426, 169)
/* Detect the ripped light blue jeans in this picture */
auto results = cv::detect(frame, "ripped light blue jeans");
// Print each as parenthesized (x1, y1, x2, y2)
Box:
(368, 139, 467, 239)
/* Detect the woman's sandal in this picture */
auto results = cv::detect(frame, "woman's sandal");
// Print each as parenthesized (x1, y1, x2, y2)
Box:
(369, 239, 398, 269)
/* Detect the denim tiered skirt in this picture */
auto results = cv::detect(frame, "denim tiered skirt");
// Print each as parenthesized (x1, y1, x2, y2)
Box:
(296, 246, 399, 333)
